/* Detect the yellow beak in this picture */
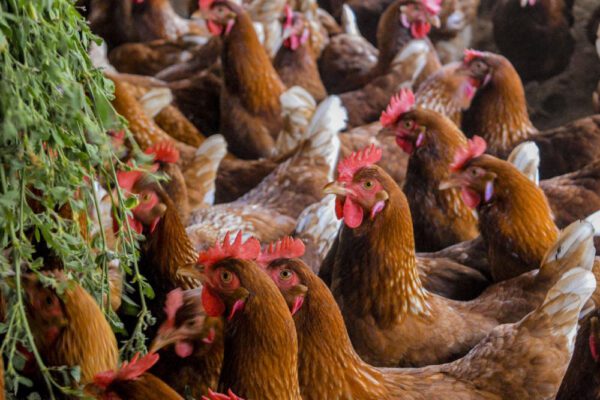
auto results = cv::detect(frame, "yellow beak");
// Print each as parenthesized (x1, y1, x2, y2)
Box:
(323, 181, 349, 196)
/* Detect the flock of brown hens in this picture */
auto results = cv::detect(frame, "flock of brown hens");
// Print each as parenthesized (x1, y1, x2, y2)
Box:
(10, 0, 600, 398)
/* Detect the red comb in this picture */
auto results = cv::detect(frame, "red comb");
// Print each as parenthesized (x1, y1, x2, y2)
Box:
(380, 89, 415, 127)
(116, 163, 159, 192)
(284, 4, 294, 29)
(93, 353, 159, 389)
(160, 288, 184, 332)
(145, 140, 180, 164)
(198, 231, 261, 268)
(258, 237, 305, 266)
(108, 130, 126, 141)
(337, 144, 383, 182)
(464, 49, 485, 64)
(450, 136, 487, 172)
(202, 389, 243, 400)
(116, 169, 144, 193)
(422, 0, 442, 15)
(199, 0, 214, 11)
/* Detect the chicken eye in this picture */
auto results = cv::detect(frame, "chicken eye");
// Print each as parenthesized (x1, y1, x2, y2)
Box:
(45, 295, 54, 306)
(473, 60, 487, 72)
(470, 168, 479, 176)
(142, 193, 151, 202)
(403, 120, 413, 129)
(279, 269, 293, 280)
(220, 270, 233, 283)
(363, 180, 374, 190)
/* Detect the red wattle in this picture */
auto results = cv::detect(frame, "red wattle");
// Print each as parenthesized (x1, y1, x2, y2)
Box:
(207, 20, 223, 36)
(410, 21, 431, 39)
(343, 196, 364, 228)
(335, 197, 344, 220)
(460, 187, 481, 209)
(201, 286, 225, 317)
(396, 137, 414, 154)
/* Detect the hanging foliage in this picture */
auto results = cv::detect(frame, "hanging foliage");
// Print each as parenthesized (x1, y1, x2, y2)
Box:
(0, 0, 154, 397)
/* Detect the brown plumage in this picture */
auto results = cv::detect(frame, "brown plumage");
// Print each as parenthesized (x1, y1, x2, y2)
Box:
(415, 61, 478, 126)
(268, 250, 591, 399)
(137, 190, 198, 315)
(492, 0, 574, 83)
(274, 12, 327, 102)
(541, 159, 600, 229)
(95, 373, 183, 399)
(462, 51, 600, 178)
(150, 288, 224, 398)
(339, 0, 442, 128)
(202, 257, 302, 398)
(461, 52, 537, 158)
(108, 39, 204, 77)
(556, 310, 600, 400)
(206, 0, 286, 159)
(154, 104, 206, 147)
(88, 353, 183, 400)
(109, 77, 198, 167)
(23, 273, 119, 385)
(342, 0, 395, 45)
(322, 165, 515, 367)
(397, 108, 478, 252)
(450, 155, 559, 282)
(88, 0, 203, 49)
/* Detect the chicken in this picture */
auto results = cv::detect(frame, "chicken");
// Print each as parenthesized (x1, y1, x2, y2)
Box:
(440, 137, 559, 282)
(429, 0, 480, 63)
(149, 288, 224, 399)
(109, 77, 200, 167)
(186, 94, 343, 249)
(414, 61, 478, 126)
(200, 0, 286, 159)
(214, 86, 318, 203)
(317, 5, 379, 94)
(337, 0, 443, 128)
(264, 236, 595, 400)
(167, 66, 223, 137)
(461, 50, 600, 177)
(108, 38, 207, 77)
(197, 232, 302, 398)
(379, 89, 478, 252)
(154, 103, 207, 147)
(556, 309, 600, 400)
(274, 8, 327, 102)
(293, 194, 341, 272)
(492, 0, 575, 83)
(23, 272, 118, 385)
(540, 159, 600, 229)
(340, 0, 395, 45)
(114, 167, 200, 340)
(88, 0, 204, 49)
(89, 353, 183, 399)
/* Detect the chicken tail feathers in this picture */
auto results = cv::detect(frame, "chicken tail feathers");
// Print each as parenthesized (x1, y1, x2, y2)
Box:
(538, 218, 596, 282)
(508, 141, 540, 185)
(301, 95, 346, 180)
(532, 268, 596, 352)
(183, 135, 228, 208)
(341, 4, 361, 36)
(139, 87, 174, 119)
(277, 86, 317, 156)
(294, 194, 341, 272)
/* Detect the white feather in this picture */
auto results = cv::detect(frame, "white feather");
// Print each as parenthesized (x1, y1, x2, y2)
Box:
(304, 96, 346, 179)
(507, 141, 540, 185)
(341, 4, 361, 36)
(139, 88, 173, 119)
